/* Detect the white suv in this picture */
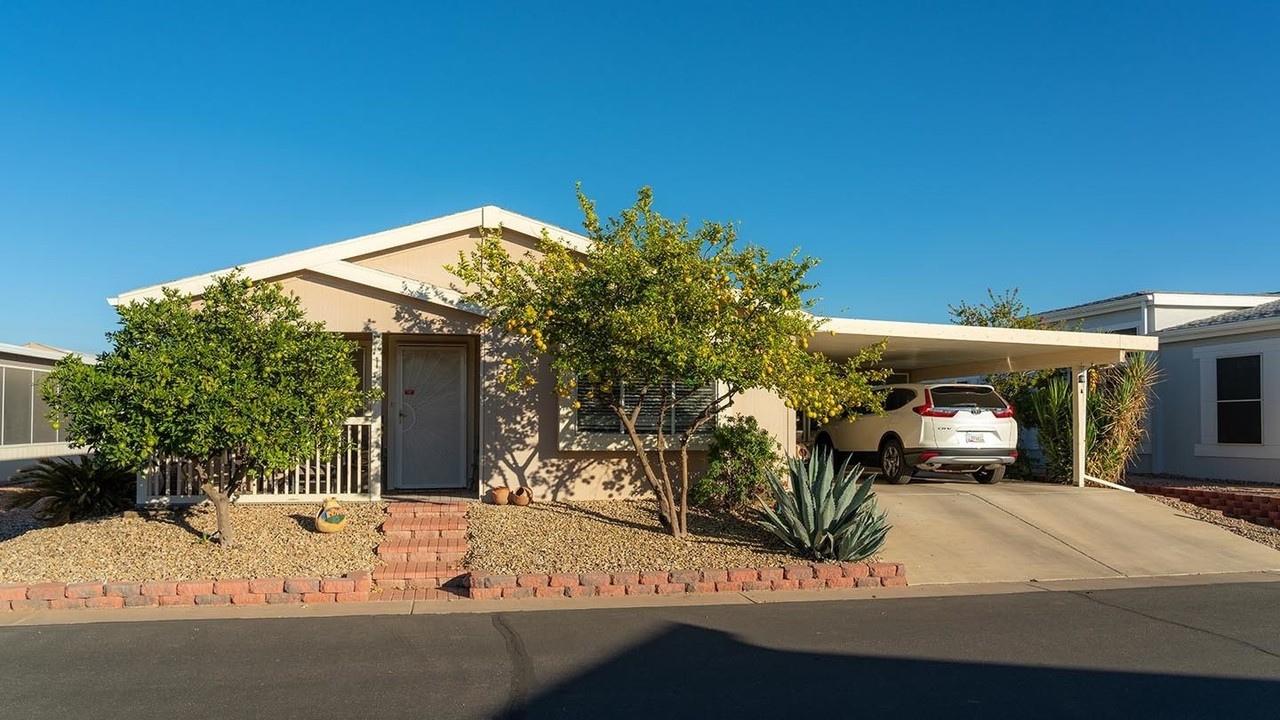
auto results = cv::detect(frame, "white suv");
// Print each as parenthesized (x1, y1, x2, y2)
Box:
(814, 383, 1018, 485)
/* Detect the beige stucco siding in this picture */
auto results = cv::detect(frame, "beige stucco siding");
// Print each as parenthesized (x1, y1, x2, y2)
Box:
(274, 272, 757, 501)
(350, 227, 545, 292)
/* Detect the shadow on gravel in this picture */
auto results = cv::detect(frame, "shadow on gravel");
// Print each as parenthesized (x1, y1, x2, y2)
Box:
(498, 623, 1280, 720)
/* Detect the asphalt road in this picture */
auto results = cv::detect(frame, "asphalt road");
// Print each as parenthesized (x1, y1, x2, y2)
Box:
(4, 582, 1280, 719)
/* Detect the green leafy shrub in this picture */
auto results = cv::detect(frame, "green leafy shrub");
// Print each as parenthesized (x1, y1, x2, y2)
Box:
(3, 456, 135, 525)
(690, 416, 781, 511)
(756, 446, 890, 562)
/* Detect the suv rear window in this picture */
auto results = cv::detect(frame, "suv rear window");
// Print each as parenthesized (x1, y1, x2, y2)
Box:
(929, 386, 1008, 411)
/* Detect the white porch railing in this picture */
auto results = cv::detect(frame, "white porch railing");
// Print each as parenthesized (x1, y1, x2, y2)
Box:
(139, 418, 378, 505)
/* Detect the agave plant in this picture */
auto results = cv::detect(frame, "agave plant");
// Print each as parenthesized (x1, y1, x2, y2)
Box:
(3, 456, 135, 525)
(756, 446, 890, 562)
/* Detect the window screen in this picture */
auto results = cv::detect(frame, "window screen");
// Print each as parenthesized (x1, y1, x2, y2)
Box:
(2, 367, 33, 445)
(576, 380, 716, 435)
(1216, 355, 1262, 444)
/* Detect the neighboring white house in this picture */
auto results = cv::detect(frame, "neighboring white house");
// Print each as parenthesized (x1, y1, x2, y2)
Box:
(0, 343, 96, 481)
(1041, 291, 1280, 482)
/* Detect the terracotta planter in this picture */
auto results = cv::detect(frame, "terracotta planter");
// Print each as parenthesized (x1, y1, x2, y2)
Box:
(490, 487, 511, 505)
(511, 486, 533, 506)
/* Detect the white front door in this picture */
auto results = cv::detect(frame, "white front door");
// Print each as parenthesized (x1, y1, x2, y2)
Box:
(392, 345, 469, 489)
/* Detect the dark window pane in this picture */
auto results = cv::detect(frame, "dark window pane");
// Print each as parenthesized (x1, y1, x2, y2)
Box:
(884, 389, 918, 411)
(31, 371, 56, 443)
(1217, 355, 1261, 401)
(673, 381, 716, 434)
(576, 379, 717, 434)
(930, 386, 1006, 410)
(2, 367, 33, 445)
(1218, 400, 1262, 444)
(575, 382, 620, 433)
(1110, 328, 1139, 335)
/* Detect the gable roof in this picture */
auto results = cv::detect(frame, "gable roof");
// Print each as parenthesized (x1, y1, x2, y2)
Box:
(109, 206, 591, 308)
(1159, 298, 1280, 340)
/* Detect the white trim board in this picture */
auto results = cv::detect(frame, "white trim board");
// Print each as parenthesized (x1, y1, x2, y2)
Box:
(109, 206, 591, 307)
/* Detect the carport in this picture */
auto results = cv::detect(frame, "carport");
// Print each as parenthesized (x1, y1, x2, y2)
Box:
(808, 317, 1159, 489)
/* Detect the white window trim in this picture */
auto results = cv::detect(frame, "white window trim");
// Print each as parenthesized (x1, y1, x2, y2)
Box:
(558, 380, 725, 452)
(1193, 338, 1277, 459)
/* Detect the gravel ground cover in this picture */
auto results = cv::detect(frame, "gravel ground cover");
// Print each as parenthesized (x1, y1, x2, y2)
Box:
(0, 501, 386, 584)
(466, 500, 812, 575)
(1144, 494, 1280, 553)
(1127, 474, 1280, 552)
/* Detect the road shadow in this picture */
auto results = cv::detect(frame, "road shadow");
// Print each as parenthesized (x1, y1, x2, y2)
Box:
(498, 623, 1280, 719)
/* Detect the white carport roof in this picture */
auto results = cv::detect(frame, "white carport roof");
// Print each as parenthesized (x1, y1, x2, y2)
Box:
(810, 317, 1158, 381)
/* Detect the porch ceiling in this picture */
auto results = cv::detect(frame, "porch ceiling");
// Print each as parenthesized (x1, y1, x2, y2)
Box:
(809, 317, 1159, 381)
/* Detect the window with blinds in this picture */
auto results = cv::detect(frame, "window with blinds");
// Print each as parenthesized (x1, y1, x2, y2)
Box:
(575, 380, 717, 435)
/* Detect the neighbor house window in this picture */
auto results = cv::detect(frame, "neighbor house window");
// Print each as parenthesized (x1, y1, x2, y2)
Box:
(1216, 355, 1262, 444)
(576, 380, 716, 435)
(0, 366, 60, 446)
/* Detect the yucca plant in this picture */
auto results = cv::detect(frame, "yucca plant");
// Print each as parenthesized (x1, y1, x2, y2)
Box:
(3, 456, 135, 525)
(1029, 354, 1160, 484)
(756, 446, 890, 562)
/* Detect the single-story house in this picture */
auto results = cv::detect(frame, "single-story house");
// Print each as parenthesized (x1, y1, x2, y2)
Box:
(0, 343, 95, 481)
(111, 207, 1156, 504)
(1041, 291, 1280, 483)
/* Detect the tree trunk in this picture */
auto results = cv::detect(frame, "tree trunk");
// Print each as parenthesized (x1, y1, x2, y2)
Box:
(203, 481, 236, 548)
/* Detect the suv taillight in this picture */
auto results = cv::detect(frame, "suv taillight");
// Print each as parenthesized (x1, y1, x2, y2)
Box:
(912, 389, 958, 417)
(993, 405, 1015, 419)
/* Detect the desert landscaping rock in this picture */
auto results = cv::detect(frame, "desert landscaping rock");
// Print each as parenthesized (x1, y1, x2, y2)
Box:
(466, 500, 810, 575)
(0, 502, 385, 584)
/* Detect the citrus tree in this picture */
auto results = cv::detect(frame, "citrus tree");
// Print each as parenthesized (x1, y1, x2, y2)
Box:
(43, 272, 376, 547)
(452, 186, 885, 538)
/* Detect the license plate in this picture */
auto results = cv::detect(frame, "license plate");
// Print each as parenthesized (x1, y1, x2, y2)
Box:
(965, 432, 984, 443)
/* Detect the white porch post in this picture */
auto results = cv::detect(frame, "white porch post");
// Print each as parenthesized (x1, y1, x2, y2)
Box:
(369, 331, 384, 501)
(1071, 365, 1087, 488)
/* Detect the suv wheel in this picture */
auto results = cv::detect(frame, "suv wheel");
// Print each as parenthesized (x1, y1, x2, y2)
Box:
(974, 466, 1005, 485)
(878, 438, 909, 485)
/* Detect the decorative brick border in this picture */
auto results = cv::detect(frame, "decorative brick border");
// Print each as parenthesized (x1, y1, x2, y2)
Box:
(466, 562, 907, 600)
(1135, 485, 1280, 528)
(0, 571, 373, 612)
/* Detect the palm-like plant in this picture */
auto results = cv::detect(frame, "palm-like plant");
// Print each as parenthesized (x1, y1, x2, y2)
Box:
(756, 446, 890, 562)
(3, 456, 135, 525)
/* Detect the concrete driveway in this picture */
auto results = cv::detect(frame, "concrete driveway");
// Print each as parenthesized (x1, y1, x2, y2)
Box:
(876, 479, 1280, 585)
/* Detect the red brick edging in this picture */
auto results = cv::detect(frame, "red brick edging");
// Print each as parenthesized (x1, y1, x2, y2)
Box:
(0, 571, 373, 612)
(1135, 485, 1280, 528)
(466, 561, 907, 600)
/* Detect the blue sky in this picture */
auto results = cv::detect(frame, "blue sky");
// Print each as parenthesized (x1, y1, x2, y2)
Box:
(2, 1, 1278, 352)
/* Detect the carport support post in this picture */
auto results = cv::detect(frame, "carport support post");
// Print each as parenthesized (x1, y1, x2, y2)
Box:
(1071, 365, 1087, 488)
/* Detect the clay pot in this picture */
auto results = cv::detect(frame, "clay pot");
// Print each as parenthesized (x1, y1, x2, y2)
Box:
(511, 486, 533, 506)
(490, 486, 511, 505)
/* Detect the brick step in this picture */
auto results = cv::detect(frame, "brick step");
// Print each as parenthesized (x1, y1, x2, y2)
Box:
(376, 539, 467, 563)
(381, 516, 467, 540)
(373, 562, 468, 590)
(386, 501, 471, 516)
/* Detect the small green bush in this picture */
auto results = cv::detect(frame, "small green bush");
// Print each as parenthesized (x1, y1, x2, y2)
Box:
(690, 416, 781, 511)
(3, 456, 135, 525)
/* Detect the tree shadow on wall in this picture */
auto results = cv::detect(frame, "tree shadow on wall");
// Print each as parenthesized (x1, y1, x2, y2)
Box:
(497, 622, 1280, 720)
(387, 301, 641, 501)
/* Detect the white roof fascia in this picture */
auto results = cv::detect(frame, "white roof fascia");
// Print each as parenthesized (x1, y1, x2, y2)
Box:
(818, 316, 1159, 351)
(109, 206, 591, 306)
(0, 342, 96, 363)
(1157, 315, 1280, 343)
(1149, 292, 1280, 309)
(309, 261, 488, 317)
